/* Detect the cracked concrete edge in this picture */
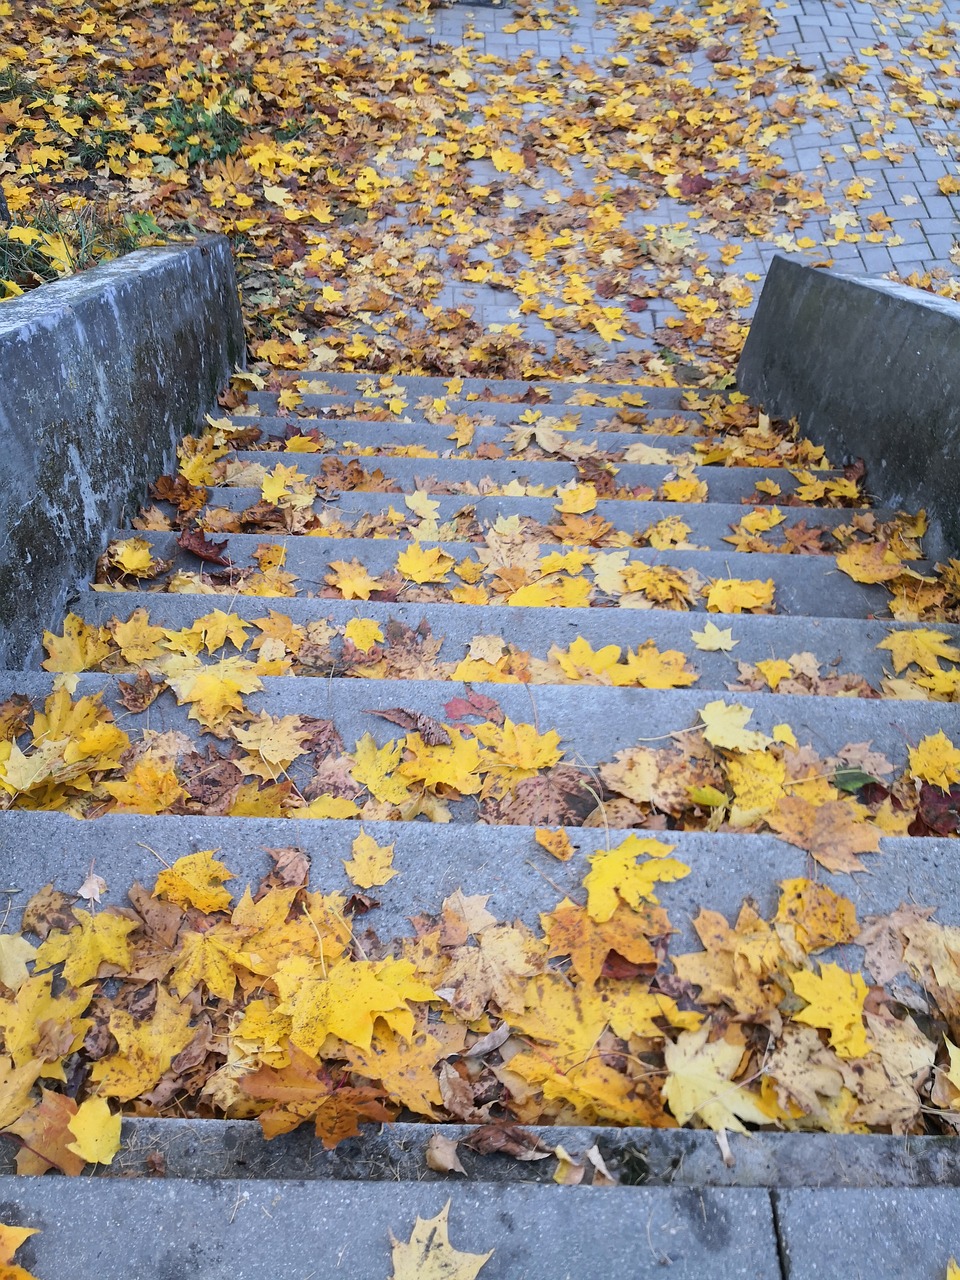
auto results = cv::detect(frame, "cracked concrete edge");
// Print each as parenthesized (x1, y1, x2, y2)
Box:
(0, 238, 244, 668)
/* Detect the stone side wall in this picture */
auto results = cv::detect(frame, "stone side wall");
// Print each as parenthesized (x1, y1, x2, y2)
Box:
(0, 238, 244, 667)
(737, 255, 960, 560)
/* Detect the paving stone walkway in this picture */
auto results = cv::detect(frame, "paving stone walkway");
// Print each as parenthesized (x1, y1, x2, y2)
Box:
(293, 0, 959, 375)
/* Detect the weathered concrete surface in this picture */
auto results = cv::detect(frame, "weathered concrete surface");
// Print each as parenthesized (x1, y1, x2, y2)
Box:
(0, 239, 244, 667)
(0, 1177, 779, 1279)
(776, 1189, 960, 1279)
(737, 255, 960, 559)
(8, 1117, 958, 1190)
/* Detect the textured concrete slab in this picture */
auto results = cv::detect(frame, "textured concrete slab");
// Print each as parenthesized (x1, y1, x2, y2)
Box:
(776, 1188, 960, 1279)
(738, 257, 960, 558)
(0, 238, 243, 667)
(0, 1177, 779, 1279)
(244, 418, 713, 452)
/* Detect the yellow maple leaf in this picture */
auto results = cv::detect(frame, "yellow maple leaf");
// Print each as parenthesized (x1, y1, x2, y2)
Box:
(261, 461, 308, 505)
(299, 795, 361, 819)
(554, 482, 598, 514)
(397, 545, 456, 584)
(908, 730, 960, 791)
(698, 701, 772, 752)
(66, 1095, 121, 1165)
(0, 972, 91, 1077)
(775, 879, 859, 953)
(405, 491, 441, 520)
(278, 957, 434, 1053)
(169, 926, 241, 1000)
(507, 576, 593, 608)
(89, 987, 195, 1101)
(0, 1223, 40, 1280)
(541, 897, 659, 985)
(344, 829, 398, 888)
(583, 836, 690, 922)
(691, 621, 737, 652)
(705, 577, 775, 613)
(534, 828, 576, 861)
(792, 962, 871, 1058)
(154, 850, 235, 913)
(878, 628, 960, 675)
(326, 559, 383, 600)
(179, 610, 250, 655)
(166, 657, 262, 734)
(836, 540, 903, 583)
(111, 607, 168, 664)
(102, 758, 185, 815)
(34, 909, 137, 987)
(106, 537, 159, 577)
(622, 642, 698, 689)
(351, 733, 410, 805)
(42, 613, 112, 673)
(490, 146, 524, 173)
(755, 658, 793, 690)
(344, 618, 384, 653)
(472, 718, 563, 774)
(399, 729, 484, 795)
(390, 1201, 493, 1280)
(663, 1023, 769, 1133)
(233, 710, 311, 780)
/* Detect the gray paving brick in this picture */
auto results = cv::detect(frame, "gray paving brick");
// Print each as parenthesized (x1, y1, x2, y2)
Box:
(777, 1190, 960, 1280)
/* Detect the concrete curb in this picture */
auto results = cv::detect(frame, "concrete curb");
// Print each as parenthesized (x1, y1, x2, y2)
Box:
(0, 239, 244, 667)
(4, 1118, 954, 1189)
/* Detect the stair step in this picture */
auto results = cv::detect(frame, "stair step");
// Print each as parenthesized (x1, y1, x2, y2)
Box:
(69, 593, 947, 694)
(220, 451, 848, 506)
(238, 417, 716, 456)
(104, 530, 905, 618)
(247, 373, 714, 408)
(3, 673, 955, 775)
(2, 813, 956, 945)
(239, 404, 712, 433)
(0, 1176, 779, 1279)
(180, 491, 889, 554)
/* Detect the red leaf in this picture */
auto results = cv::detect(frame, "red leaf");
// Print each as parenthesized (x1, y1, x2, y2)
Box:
(177, 528, 231, 566)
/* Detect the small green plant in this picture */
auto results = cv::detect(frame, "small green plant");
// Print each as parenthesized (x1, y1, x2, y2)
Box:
(0, 202, 168, 300)
(150, 94, 248, 166)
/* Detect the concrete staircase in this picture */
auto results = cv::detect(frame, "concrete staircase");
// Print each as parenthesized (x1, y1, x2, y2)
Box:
(2, 370, 960, 1277)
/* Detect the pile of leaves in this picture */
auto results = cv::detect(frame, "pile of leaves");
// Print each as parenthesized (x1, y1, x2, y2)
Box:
(1, 821, 960, 1180)
(5, 684, 960, 843)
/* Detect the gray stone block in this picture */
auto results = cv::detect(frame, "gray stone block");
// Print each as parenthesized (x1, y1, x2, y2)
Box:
(0, 1177, 780, 1280)
(776, 1189, 960, 1279)
(737, 254, 960, 557)
(0, 240, 243, 667)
